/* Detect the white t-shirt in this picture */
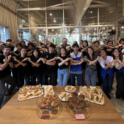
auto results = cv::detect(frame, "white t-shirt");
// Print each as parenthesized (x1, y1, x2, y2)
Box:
(98, 56, 113, 68)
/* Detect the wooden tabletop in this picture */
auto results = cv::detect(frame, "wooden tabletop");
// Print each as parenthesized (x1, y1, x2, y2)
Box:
(0, 86, 124, 124)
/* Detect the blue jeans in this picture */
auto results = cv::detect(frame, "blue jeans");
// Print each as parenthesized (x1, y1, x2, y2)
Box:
(102, 74, 114, 96)
(85, 70, 97, 86)
(58, 68, 69, 86)
(70, 73, 83, 86)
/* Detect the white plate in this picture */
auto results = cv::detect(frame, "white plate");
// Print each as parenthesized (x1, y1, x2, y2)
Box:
(30, 85, 42, 91)
(78, 92, 105, 105)
(18, 90, 43, 101)
(44, 90, 54, 97)
(59, 93, 71, 101)
(65, 86, 76, 93)
(19, 85, 42, 94)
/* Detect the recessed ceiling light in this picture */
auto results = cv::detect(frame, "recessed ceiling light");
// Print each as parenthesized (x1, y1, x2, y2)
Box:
(53, 20, 56, 23)
(112, 27, 115, 29)
(50, 13, 52, 16)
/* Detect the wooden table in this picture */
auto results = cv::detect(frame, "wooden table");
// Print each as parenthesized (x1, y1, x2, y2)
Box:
(0, 86, 124, 124)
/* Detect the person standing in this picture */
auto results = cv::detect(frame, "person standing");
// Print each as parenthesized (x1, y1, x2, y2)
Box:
(84, 47, 99, 86)
(56, 47, 70, 86)
(70, 43, 84, 86)
(42, 44, 57, 86)
(112, 48, 124, 99)
(0, 46, 16, 108)
(28, 48, 44, 85)
(99, 49, 114, 99)
(14, 47, 30, 88)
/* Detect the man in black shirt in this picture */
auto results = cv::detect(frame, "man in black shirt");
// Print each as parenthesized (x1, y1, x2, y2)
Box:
(41, 44, 57, 85)
(0, 46, 16, 108)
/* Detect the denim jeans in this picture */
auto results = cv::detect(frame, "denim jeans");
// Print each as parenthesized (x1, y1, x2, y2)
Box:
(58, 68, 69, 86)
(70, 73, 83, 86)
(85, 70, 97, 86)
(102, 74, 114, 97)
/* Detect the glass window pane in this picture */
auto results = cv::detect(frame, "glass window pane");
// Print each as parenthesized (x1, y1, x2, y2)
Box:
(65, 28, 80, 45)
(48, 29, 64, 45)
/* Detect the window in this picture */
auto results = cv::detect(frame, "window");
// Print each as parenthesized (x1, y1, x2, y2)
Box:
(0, 25, 10, 42)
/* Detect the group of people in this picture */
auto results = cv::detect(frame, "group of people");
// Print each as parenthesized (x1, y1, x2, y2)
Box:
(0, 37, 124, 108)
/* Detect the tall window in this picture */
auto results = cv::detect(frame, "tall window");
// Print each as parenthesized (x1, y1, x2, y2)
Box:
(0, 25, 10, 42)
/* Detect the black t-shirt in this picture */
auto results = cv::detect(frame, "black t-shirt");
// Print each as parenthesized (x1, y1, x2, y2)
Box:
(0, 50, 3, 55)
(15, 55, 30, 75)
(15, 50, 20, 54)
(57, 55, 69, 69)
(0, 55, 11, 79)
(44, 52, 56, 73)
(12, 50, 20, 57)
(104, 47, 113, 56)
(31, 56, 44, 74)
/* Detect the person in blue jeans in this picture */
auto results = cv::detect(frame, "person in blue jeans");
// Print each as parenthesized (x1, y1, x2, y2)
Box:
(70, 43, 84, 86)
(98, 49, 114, 99)
(55, 47, 70, 86)
(84, 47, 99, 86)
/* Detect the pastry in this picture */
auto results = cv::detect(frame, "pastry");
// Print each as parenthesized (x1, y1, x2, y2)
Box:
(68, 97, 76, 102)
(72, 92, 78, 98)
(52, 94, 58, 100)
(72, 101, 80, 108)
(42, 103, 49, 108)
(79, 100, 86, 107)
(78, 94, 85, 100)
(51, 100, 58, 107)
(40, 97, 47, 103)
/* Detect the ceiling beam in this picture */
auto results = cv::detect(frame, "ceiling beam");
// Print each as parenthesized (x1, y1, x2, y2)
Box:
(17, 6, 73, 11)
(89, 4, 122, 8)
(18, 25, 115, 30)
(92, 0, 109, 4)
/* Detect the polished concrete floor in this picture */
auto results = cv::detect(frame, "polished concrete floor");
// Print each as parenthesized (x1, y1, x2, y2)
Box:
(1, 77, 124, 119)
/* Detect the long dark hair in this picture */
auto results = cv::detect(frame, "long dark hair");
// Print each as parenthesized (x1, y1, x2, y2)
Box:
(119, 38, 124, 43)
(33, 48, 41, 57)
(107, 40, 113, 45)
(60, 47, 67, 56)
(112, 48, 123, 61)
(86, 47, 96, 60)
(83, 40, 89, 47)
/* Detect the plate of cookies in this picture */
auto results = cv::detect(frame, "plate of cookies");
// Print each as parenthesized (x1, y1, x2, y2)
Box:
(67, 92, 90, 111)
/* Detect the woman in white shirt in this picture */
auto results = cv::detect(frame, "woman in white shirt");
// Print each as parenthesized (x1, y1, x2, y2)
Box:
(99, 49, 114, 99)
(112, 48, 124, 100)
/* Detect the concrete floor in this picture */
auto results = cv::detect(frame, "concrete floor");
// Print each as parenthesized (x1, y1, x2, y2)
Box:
(1, 77, 124, 120)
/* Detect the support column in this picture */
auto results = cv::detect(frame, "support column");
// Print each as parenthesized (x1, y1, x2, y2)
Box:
(97, 7, 99, 40)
